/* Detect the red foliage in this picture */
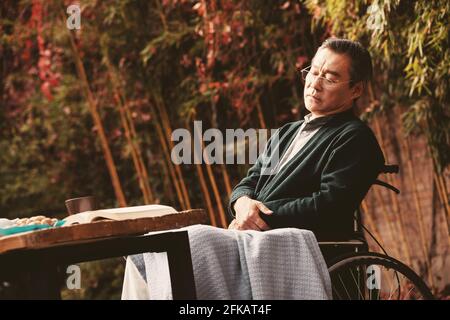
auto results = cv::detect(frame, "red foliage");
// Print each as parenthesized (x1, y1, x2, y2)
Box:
(21, 40, 33, 62)
(175, 1, 314, 125)
(29, 0, 61, 101)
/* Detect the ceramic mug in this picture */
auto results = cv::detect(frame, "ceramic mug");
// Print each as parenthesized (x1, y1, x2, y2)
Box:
(65, 196, 97, 215)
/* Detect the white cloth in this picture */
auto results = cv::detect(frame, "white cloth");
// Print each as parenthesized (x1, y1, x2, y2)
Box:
(121, 257, 149, 299)
(122, 224, 331, 300)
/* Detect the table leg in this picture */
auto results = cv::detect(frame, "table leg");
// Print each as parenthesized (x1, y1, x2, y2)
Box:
(166, 231, 197, 299)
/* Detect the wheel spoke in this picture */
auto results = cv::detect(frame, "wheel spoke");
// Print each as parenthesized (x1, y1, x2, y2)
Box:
(328, 254, 433, 300)
(387, 268, 398, 300)
(397, 271, 403, 299)
(338, 274, 352, 300)
(349, 266, 365, 300)
(332, 285, 343, 300)
(405, 282, 416, 300)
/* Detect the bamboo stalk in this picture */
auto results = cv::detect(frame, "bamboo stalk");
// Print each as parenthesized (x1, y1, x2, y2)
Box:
(362, 201, 396, 291)
(123, 95, 155, 204)
(159, 150, 176, 204)
(148, 99, 187, 210)
(372, 182, 402, 257)
(119, 80, 156, 204)
(180, 114, 218, 225)
(365, 101, 400, 259)
(132, 134, 155, 203)
(424, 104, 450, 239)
(195, 163, 217, 226)
(104, 55, 153, 204)
(220, 164, 232, 196)
(114, 92, 151, 203)
(366, 85, 410, 261)
(191, 135, 217, 226)
(198, 0, 230, 225)
(192, 117, 227, 228)
(433, 173, 450, 243)
(436, 175, 450, 237)
(404, 136, 435, 287)
(64, 15, 126, 207)
(203, 152, 227, 228)
(435, 174, 450, 235)
(106, 49, 156, 206)
(182, 113, 218, 225)
(361, 200, 385, 253)
(430, 152, 450, 241)
(373, 114, 412, 266)
(152, 94, 191, 209)
(202, 163, 227, 228)
(437, 175, 450, 217)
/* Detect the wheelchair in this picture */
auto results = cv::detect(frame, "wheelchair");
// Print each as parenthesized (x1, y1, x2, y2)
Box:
(318, 164, 435, 300)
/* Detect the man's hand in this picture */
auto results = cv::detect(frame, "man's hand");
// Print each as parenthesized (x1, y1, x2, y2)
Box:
(231, 196, 273, 231)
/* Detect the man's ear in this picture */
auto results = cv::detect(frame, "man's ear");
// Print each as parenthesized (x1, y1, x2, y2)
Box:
(351, 82, 364, 100)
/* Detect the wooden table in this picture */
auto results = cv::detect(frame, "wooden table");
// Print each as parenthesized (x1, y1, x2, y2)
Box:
(0, 209, 208, 299)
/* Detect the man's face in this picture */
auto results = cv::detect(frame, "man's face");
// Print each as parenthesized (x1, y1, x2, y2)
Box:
(303, 47, 362, 117)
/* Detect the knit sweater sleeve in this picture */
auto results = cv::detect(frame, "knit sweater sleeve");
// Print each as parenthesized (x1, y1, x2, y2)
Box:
(262, 127, 385, 230)
(227, 126, 285, 218)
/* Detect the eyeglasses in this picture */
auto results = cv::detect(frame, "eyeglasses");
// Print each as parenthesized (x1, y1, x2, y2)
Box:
(300, 66, 352, 88)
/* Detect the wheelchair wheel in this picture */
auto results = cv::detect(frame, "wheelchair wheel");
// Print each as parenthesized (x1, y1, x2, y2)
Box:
(328, 252, 434, 300)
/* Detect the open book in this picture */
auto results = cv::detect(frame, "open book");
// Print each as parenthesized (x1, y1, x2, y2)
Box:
(62, 204, 178, 226)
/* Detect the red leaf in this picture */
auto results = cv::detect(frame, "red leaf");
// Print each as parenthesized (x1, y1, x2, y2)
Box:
(40, 82, 52, 101)
(281, 1, 290, 10)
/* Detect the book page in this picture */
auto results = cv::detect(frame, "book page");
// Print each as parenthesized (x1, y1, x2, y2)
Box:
(63, 205, 178, 225)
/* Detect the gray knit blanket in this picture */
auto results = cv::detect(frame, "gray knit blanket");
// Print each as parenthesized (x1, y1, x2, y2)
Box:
(129, 224, 331, 300)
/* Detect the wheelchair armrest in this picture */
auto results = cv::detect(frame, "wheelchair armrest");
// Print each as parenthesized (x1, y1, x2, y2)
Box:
(318, 240, 366, 246)
(318, 239, 368, 252)
(318, 240, 369, 267)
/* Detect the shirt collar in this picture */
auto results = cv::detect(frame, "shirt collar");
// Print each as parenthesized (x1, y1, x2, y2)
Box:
(302, 109, 354, 132)
(302, 113, 334, 132)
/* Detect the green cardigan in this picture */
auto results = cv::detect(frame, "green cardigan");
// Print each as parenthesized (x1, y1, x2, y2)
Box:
(228, 109, 385, 240)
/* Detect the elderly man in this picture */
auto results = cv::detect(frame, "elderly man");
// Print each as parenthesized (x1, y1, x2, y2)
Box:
(122, 38, 385, 300)
(228, 38, 385, 241)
